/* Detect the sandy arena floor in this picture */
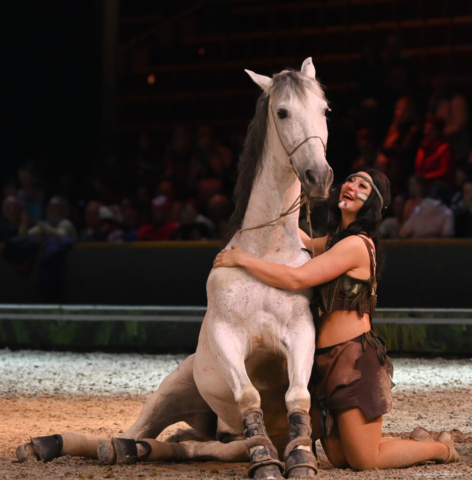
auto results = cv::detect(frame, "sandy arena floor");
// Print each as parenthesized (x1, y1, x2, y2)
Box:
(0, 349, 471, 479)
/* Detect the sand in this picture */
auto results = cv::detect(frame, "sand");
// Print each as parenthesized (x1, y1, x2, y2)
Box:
(0, 350, 471, 479)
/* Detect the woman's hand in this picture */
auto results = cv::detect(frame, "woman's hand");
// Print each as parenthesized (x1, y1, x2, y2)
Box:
(213, 246, 247, 268)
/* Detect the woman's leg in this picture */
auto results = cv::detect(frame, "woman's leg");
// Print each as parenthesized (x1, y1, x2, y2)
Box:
(336, 408, 449, 470)
(320, 420, 349, 468)
(321, 420, 399, 468)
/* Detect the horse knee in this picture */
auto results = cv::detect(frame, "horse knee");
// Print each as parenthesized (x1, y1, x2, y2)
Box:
(285, 384, 310, 412)
(236, 385, 261, 415)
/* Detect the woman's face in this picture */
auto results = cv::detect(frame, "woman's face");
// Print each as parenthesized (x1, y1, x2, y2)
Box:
(339, 172, 373, 215)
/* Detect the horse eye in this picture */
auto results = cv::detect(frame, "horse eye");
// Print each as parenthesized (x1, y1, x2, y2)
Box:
(277, 109, 288, 119)
(324, 107, 332, 118)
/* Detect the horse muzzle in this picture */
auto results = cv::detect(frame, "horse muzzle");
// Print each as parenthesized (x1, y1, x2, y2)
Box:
(300, 165, 333, 200)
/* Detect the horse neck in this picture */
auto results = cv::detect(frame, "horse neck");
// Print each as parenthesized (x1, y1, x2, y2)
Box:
(236, 123, 302, 258)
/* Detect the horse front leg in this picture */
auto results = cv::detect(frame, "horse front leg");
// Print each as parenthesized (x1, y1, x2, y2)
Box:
(196, 321, 284, 480)
(283, 319, 318, 478)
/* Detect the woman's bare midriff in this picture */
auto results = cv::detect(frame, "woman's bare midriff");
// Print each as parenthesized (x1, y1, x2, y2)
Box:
(316, 310, 371, 349)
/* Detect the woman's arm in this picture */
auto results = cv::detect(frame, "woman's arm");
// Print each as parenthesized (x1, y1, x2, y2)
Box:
(214, 236, 367, 290)
(298, 229, 327, 256)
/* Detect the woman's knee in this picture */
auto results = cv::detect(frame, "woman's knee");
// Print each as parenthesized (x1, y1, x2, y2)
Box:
(345, 451, 378, 471)
(322, 442, 349, 469)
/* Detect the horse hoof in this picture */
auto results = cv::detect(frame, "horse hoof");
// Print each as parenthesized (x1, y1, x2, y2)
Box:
(253, 464, 283, 480)
(31, 435, 63, 462)
(16, 443, 38, 463)
(136, 440, 152, 462)
(284, 448, 318, 478)
(112, 438, 137, 465)
(97, 439, 116, 465)
(286, 466, 317, 478)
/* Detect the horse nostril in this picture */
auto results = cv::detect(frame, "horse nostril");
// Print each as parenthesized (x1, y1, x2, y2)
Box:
(305, 169, 316, 185)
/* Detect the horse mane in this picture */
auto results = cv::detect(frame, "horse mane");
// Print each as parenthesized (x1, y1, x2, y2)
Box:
(228, 70, 325, 237)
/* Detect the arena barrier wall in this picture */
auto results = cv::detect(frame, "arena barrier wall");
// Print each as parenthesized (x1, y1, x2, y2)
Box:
(0, 240, 471, 353)
(0, 305, 471, 354)
(0, 239, 471, 308)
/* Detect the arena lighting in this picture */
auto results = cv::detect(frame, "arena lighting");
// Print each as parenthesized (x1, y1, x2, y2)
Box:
(147, 73, 156, 85)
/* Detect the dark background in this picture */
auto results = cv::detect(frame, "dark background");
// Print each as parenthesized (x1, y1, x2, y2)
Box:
(3, 0, 472, 182)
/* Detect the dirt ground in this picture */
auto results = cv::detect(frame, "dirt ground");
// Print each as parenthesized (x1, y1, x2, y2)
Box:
(1, 391, 471, 480)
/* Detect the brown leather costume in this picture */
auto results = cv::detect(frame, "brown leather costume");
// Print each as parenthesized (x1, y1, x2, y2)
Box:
(309, 235, 394, 440)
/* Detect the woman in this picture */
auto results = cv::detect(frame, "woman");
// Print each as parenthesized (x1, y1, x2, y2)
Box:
(214, 169, 460, 470)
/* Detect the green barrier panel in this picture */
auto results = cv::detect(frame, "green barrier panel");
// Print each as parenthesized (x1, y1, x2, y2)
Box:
(1, 319, 471, 354)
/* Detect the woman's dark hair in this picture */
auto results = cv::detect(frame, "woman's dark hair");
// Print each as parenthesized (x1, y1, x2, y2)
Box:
(325, 168, 391, 276)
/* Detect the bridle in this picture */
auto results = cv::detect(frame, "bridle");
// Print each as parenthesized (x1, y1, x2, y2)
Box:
(238, 100, 328, 258)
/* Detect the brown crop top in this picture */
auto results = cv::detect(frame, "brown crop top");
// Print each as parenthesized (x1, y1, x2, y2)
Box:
(311, 235, 377, 320)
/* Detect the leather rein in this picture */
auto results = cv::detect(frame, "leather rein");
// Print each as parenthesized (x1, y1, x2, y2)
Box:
(238, 101, 327, 258)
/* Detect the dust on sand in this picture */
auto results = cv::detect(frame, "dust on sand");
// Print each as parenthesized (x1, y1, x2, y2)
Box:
(0, 392, 471, 480)
(0, 352, 471, 479)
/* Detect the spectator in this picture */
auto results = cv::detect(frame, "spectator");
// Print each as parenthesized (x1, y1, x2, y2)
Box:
(379, 194, 405, 239)
(196, 178, 224, 212)
(351, 128, 388, 173)
(17, 164, 44, 223)
(381, 96, 421, 191)
(206, 194, 232, 241)
(403, 175, 427, 222)
(129, 132, 159, 190)
(172, 201, 212, 241)
(79, 201, 104, 241)
(428, 76, 470, 163)
(99, 205, 124, 242)
(455, 180, 472, 237)
(119, 197, 143, 241)
(156, 181, 181, 221)
(28, 196, 77, 239)
(451, 163, 472, 211)
(136, 196, 178, 241)
(162, 126, 193, 198)
(189, 126, 234, 192)
(401, 182, 454, 238)
(0, 196, 28, 242)
(415, 116, 454, 185)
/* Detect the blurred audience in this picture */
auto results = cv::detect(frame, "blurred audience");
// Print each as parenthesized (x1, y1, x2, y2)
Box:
(381, 96, 421, 193)
(172, 200, 212, 241)
(17, 164, 44, 224)
(27, 196, 77, 239)
(136, 196, 178, 241)
(379, 194, 405, 239)
(454, 180, 472, 238)
(403, 174, 427, 222)
(2, 32, 472, 242)
(351, 128, 388, 173)
(79, 201, 104, 241)
(414, 116, 454, 185)
(0, 196, 28, 242)
(428, 76, 470, 163)
(401, 182, 454, 238)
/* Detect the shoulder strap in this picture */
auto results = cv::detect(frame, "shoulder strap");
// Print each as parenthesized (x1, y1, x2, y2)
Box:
(358, 235, 376, 278)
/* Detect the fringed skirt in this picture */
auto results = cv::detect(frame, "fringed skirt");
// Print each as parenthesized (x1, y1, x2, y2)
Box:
(309, 330, 394, 440)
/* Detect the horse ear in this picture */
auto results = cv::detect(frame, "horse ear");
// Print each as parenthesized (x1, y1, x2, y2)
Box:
(301, 57, 316, 79)
(245, 69, 272, 93)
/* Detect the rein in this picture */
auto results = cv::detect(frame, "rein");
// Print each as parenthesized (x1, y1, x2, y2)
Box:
(238, 101, 327, 258)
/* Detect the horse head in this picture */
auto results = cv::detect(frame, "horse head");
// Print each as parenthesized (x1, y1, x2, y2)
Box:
(245, 58, 333, 200)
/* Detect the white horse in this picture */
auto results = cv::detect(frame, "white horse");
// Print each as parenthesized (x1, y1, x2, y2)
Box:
(17, 59, 332, 479)
(191, 58, 332, 479)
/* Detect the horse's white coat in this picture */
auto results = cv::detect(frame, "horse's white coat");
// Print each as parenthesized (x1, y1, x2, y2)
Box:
(193, 59, 332, 439)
